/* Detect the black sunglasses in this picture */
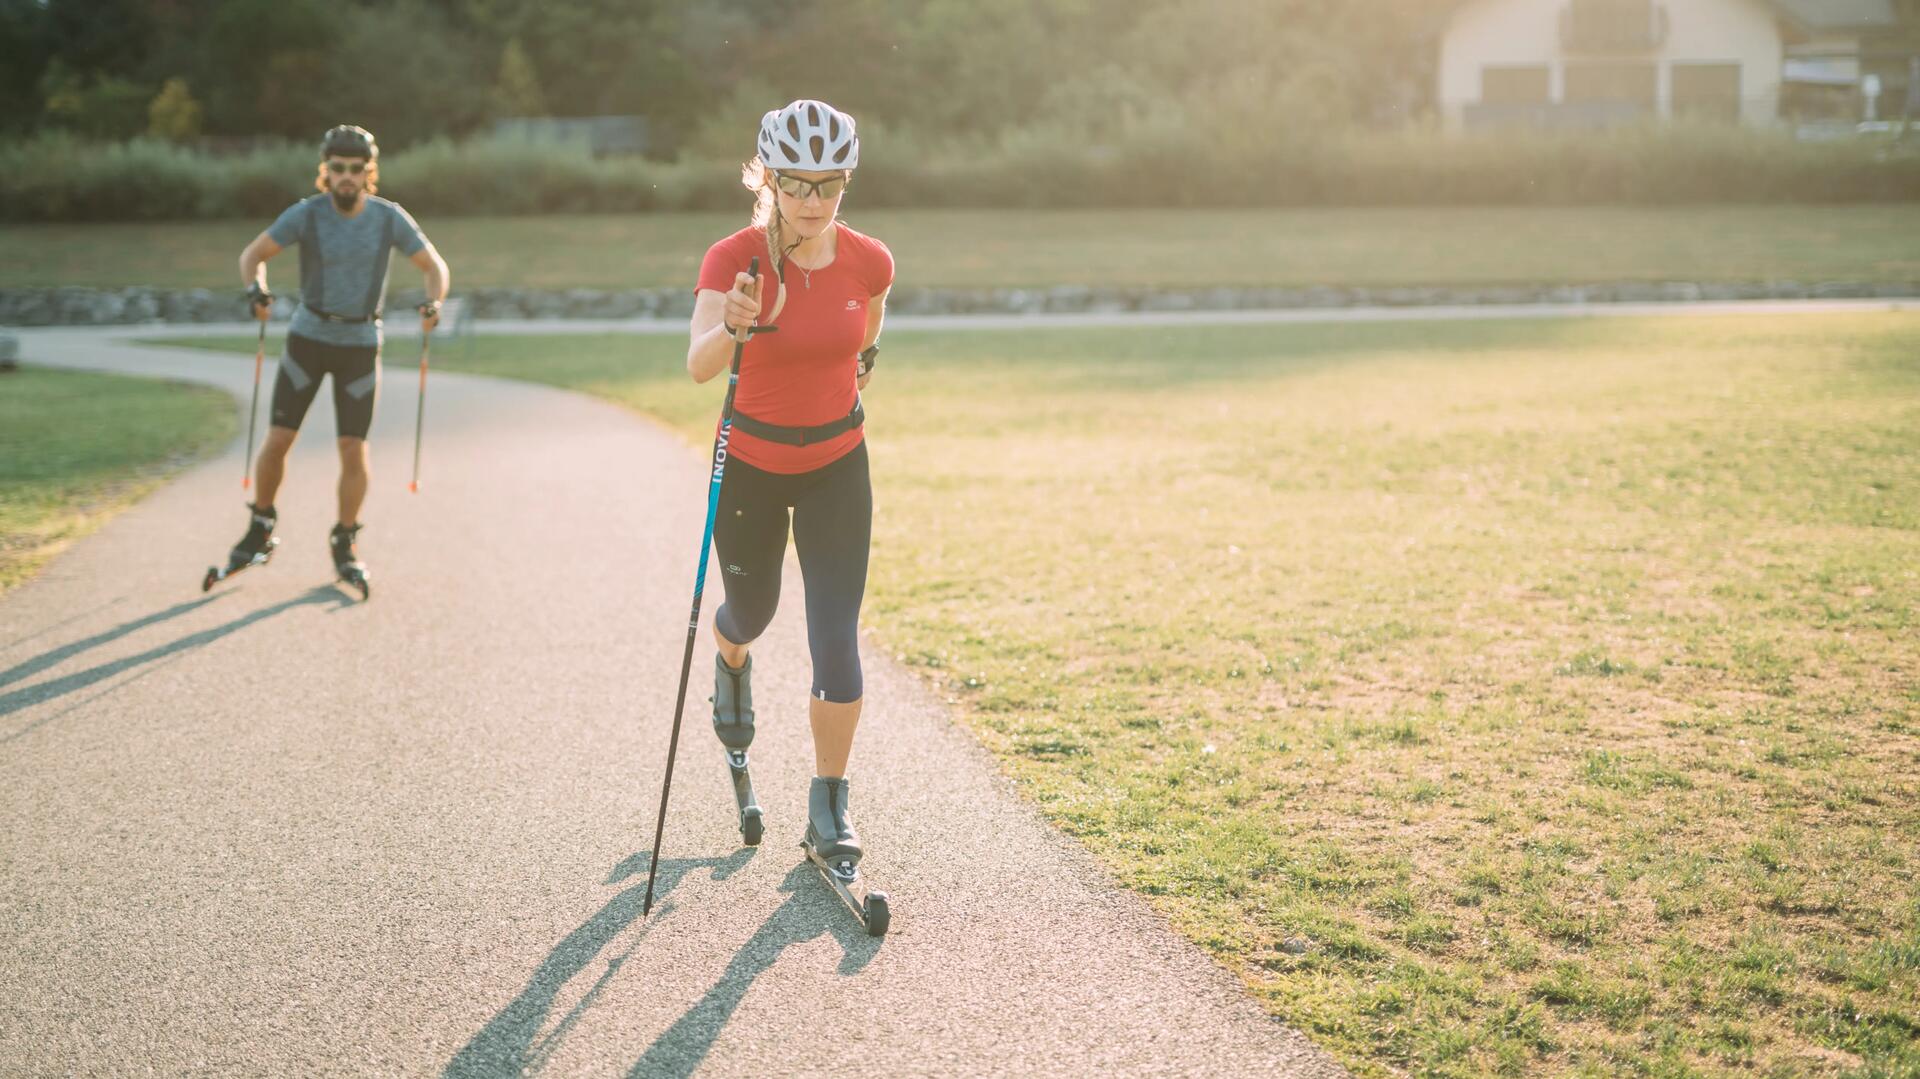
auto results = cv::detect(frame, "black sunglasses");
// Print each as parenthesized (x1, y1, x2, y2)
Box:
(772, 171, 848, 200)
(326, 160, 368, 175)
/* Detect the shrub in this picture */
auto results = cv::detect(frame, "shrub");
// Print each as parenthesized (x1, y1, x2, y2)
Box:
(3, 122, 1915, 223)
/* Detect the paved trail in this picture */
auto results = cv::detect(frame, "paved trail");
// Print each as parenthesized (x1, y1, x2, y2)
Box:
(1, 328, 1343, 1077)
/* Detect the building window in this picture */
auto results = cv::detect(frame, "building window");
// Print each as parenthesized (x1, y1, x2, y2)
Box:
(1483, 65, 1551, 105)
(1565, 62, 1657, 107)
(1672, 63, 1741, 121)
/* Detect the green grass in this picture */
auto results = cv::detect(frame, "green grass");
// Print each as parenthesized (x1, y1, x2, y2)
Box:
(0, 366, 234, 592)
(16, 204, 1920, 291)
(156, 313, 1920, 1077)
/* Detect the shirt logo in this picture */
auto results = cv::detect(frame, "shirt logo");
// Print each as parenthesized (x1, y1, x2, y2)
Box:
(846, 299, 861, 310)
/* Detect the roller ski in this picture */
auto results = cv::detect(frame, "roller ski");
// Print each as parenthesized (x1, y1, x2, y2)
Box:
(329, 522, 371, 601)
(801, 776, 890, 937)
(203, 503, 279, 591)
(712, 653, 765, 846)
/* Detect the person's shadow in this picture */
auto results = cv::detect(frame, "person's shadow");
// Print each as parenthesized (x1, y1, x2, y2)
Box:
(0, 586, 351, 740)
(444, 849, 754, 1078)
(444, 851, 884, 1079)
(0, 593, 228, 690)
(625, 861, 884, 1079)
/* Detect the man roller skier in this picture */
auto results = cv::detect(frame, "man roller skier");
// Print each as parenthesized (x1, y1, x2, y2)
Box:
(220, 124, 449, 596)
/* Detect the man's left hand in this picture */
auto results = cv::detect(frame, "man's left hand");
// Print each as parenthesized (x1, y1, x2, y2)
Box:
(419, 300, 442, 333)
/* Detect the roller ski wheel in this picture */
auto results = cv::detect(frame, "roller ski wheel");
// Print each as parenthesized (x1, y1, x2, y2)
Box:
(801, 837, 890, 938)
(712, 653, 762, 847)
(330, 523, 371, 601)
(202, 537, 279, 592)
(802, 776, 887, 936)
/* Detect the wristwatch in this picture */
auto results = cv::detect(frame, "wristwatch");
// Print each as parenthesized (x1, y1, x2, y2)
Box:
(857, 344, 879, 377)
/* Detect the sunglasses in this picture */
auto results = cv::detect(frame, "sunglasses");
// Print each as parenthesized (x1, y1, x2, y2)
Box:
(326, 160, 368, 175)
(772, 171, 848, 200)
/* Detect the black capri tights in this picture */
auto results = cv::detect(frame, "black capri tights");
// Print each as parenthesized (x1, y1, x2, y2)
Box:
(712, 441, 871, 704)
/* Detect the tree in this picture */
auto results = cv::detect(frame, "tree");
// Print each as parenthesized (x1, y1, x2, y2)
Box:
(494, 38, 545, 117)
(40, 60, 151, 138)
(0, 0, 49, 133)
(148, 77, 203, 141)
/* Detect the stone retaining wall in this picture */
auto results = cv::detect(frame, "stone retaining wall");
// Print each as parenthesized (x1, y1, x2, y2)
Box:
(4, 280, 1917, 327)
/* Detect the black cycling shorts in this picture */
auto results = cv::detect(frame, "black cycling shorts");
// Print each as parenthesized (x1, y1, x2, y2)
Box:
(270, 333, 380, 439)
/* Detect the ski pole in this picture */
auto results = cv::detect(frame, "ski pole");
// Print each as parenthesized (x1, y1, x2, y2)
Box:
(643, 257, 773, 916)
(409, 326, 432, 493)
(241, 318, 266, 489)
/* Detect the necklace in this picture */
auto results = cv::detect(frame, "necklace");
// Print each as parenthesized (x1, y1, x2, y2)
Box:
(797, 262, 813, 290)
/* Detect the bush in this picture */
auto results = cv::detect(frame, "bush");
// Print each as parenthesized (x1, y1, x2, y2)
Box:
(2, 123, 1915, 223)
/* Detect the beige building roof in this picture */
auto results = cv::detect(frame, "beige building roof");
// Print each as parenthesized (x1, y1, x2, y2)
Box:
(1768, 0, 1898, 29)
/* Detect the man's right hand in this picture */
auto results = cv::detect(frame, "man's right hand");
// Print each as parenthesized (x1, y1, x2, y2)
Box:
(722, 270, 762, 340)
(245, 284, 274, 322)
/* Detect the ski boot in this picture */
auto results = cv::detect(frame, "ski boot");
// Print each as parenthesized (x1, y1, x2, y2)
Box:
(203, 502, 279, 591)
(330, 522, 371, 600)
(801, 775, 889, 936)
(712, 652, 764, 846)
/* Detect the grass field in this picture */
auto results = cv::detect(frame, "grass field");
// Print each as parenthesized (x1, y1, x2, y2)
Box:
(15, 204, 1920, 292)
(0, 366, 234, 593)
(158, 313, 1920, 1077)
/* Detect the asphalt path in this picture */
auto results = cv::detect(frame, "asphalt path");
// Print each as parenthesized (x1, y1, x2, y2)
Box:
(1, 327, 1345, 1077)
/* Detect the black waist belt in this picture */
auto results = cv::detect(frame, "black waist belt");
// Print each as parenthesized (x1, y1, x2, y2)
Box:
(729, 400, 864, 447)
(303, 302, 378, 324)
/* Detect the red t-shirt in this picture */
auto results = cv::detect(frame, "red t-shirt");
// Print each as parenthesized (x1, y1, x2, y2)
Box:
(696, 223, 894, 474)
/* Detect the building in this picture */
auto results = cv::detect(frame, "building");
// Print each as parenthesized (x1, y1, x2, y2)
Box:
(1437, 0, 1901, 131)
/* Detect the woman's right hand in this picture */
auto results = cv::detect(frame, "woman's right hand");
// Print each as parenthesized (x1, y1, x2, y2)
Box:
(723, 270, 763, 338)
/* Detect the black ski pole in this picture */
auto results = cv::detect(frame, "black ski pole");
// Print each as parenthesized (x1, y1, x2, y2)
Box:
(241, 318, 266, 489)
(643, 256, 772, 916)
(409, 326, 432, 493)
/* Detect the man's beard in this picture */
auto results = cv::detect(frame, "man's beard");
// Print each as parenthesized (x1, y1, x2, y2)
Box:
(331, 185, 359, 210)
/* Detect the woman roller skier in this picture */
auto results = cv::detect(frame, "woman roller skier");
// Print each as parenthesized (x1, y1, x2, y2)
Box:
(690, 99, 891, 932)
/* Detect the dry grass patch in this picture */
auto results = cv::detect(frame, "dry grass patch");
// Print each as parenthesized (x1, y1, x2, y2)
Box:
(156, 312, 1920, 1076)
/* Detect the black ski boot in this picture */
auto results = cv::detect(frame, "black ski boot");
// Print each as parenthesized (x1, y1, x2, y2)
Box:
(805, 776, 863, 873)
(330, 522, 370, 600)
(712, 652, 763, 845)
(203, 503, 278, 591)
(801, 775, 888, 936)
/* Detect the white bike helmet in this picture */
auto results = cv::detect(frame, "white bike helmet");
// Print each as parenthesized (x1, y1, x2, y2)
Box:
(757, 99, 859, 170)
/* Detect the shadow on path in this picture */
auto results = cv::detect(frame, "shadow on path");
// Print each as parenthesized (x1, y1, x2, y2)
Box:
(0, 593, 228, 690)
(0, 595, 127, 654)
(0, 586, 348, 738)
(444, 848, 756, 1079)
(626, 861, 883, 1079)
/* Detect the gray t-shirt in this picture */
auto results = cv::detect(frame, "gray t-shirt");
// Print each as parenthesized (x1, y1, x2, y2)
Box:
(267, 194, 429, 348)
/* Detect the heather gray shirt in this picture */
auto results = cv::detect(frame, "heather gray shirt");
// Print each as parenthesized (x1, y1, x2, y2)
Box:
(267, 194, 429, 347)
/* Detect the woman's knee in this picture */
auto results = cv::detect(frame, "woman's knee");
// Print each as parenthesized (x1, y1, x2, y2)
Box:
(809, 630, 862, 704)
(717, 599, 776, 645)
